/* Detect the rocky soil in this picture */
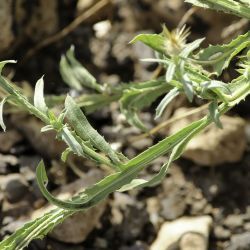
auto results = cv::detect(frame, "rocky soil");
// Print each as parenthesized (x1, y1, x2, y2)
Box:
(0, 1, 250, 250)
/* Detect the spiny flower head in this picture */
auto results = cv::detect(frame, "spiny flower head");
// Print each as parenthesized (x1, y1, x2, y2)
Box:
(162, 24, 190, 56)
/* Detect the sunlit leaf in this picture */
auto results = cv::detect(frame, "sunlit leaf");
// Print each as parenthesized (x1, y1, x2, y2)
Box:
(65, 95, 123, 165)
(60, 46, 102, 92)
(155, 87, 179, 119)
(0, 60, 16, 74)
(209, 101, 223, 128)
(196, 32, 250, 75)
(130, 33, 166, 54)
(166, 62, 176, 82)
(185, 0, 250, 19)
(34, 76, 48, 114)
(0, 97, 8, 131)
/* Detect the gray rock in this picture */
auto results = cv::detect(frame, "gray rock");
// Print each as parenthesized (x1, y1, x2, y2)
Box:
(2, 174, 29, 203)
(179, 232, 208, 250)
(1, 220, 27, 234)
(120, 204, 149, 241)
(0, 130, 23, 153)
(50, 203, 106, 244)
(150, 216, 212, 250)
(11, 116, 66, 159)
(224, 215, 244, 230)
(160, 194, 187, 220)
(226, 232, 250, 250)
(214, 225, 231, 240)
(2, 199, 32, 217)
(0, 154, 19, 166)
(120, 242, 149, 250)
(131, 138, 153, 151)
(19, 155, 41, 182)
(244, 222, 250, 231)
(0, 161, 8, 174)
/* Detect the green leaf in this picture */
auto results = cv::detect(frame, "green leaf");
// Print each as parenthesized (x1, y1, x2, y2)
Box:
(180, 38, 204, 58)
(185, 0, 250, 19)
(196, 31, 250, 75)
(155, 88, 179, 119)
(118, 117, 209, 191)
(0, 206, 73, 250)
(209, 101, 223, 128)
(65, 95, 123, 165)
(34, 76, 48, 114)
(61, 148, 71, 162)
(0, 75, 49, 124)
(120, 79, 171, 130)
(37, 114, 211, 210)
(61, 126, 85, 157)
(182, 74, 194, 102)
(60, 46, 102, 92)
(60, 54, 83, 91)
(0, 97, 8, 131)
(130, 34, 166, 54)
(118, 178, 147, 192)
(0, 60, 16, 74)
(166, 62, 176, 82)
(41, 125, 53, 132)
(200, 80, 232, 102)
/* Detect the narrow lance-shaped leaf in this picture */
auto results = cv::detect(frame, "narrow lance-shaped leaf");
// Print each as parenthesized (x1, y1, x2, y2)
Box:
(0, 60, 16, 74)
(155, 87, 179, 120)
(180, 38, 205, 58)
(34, 76, 48, 114)
(65, 95, 124, 165)
(0, 75, 49, 124)
(118, 117, 209, 192)
(182, 73, 194, 102)
(60, 54, 83, 91)
(209, 101, 223, 128)
(166, 62, 176, 82)
(200, 80, 232, 102)
(60, 46, 102, 92)
(0, 97, 8, 131)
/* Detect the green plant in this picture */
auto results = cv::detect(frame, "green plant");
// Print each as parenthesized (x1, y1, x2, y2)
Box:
(0, 0, 249, 249)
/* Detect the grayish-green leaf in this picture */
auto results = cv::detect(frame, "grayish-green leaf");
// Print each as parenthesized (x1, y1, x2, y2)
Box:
(182, 74, 194, 102)
(155, 88, 179, 119)
(0, 60, 16, 74)
(60, 46, 102, 92)
(41, 125, 53, 132)
(61, 148, 71, 162)
(166, 62, 176, 82)
(0, 97, 8, 131)
(65, 95, 123, 165)
(185, 0, 250, 19)
(120, 79, 171, 130)
(209, 101, 223, 128)
(180, 38, 204, 58)
(196, 31, 250, 75)
(34, 76, 48, 114)
(130, 34, 166, 54)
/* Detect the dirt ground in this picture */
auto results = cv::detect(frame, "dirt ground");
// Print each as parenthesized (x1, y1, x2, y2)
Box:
(0, 1, 250, 250)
